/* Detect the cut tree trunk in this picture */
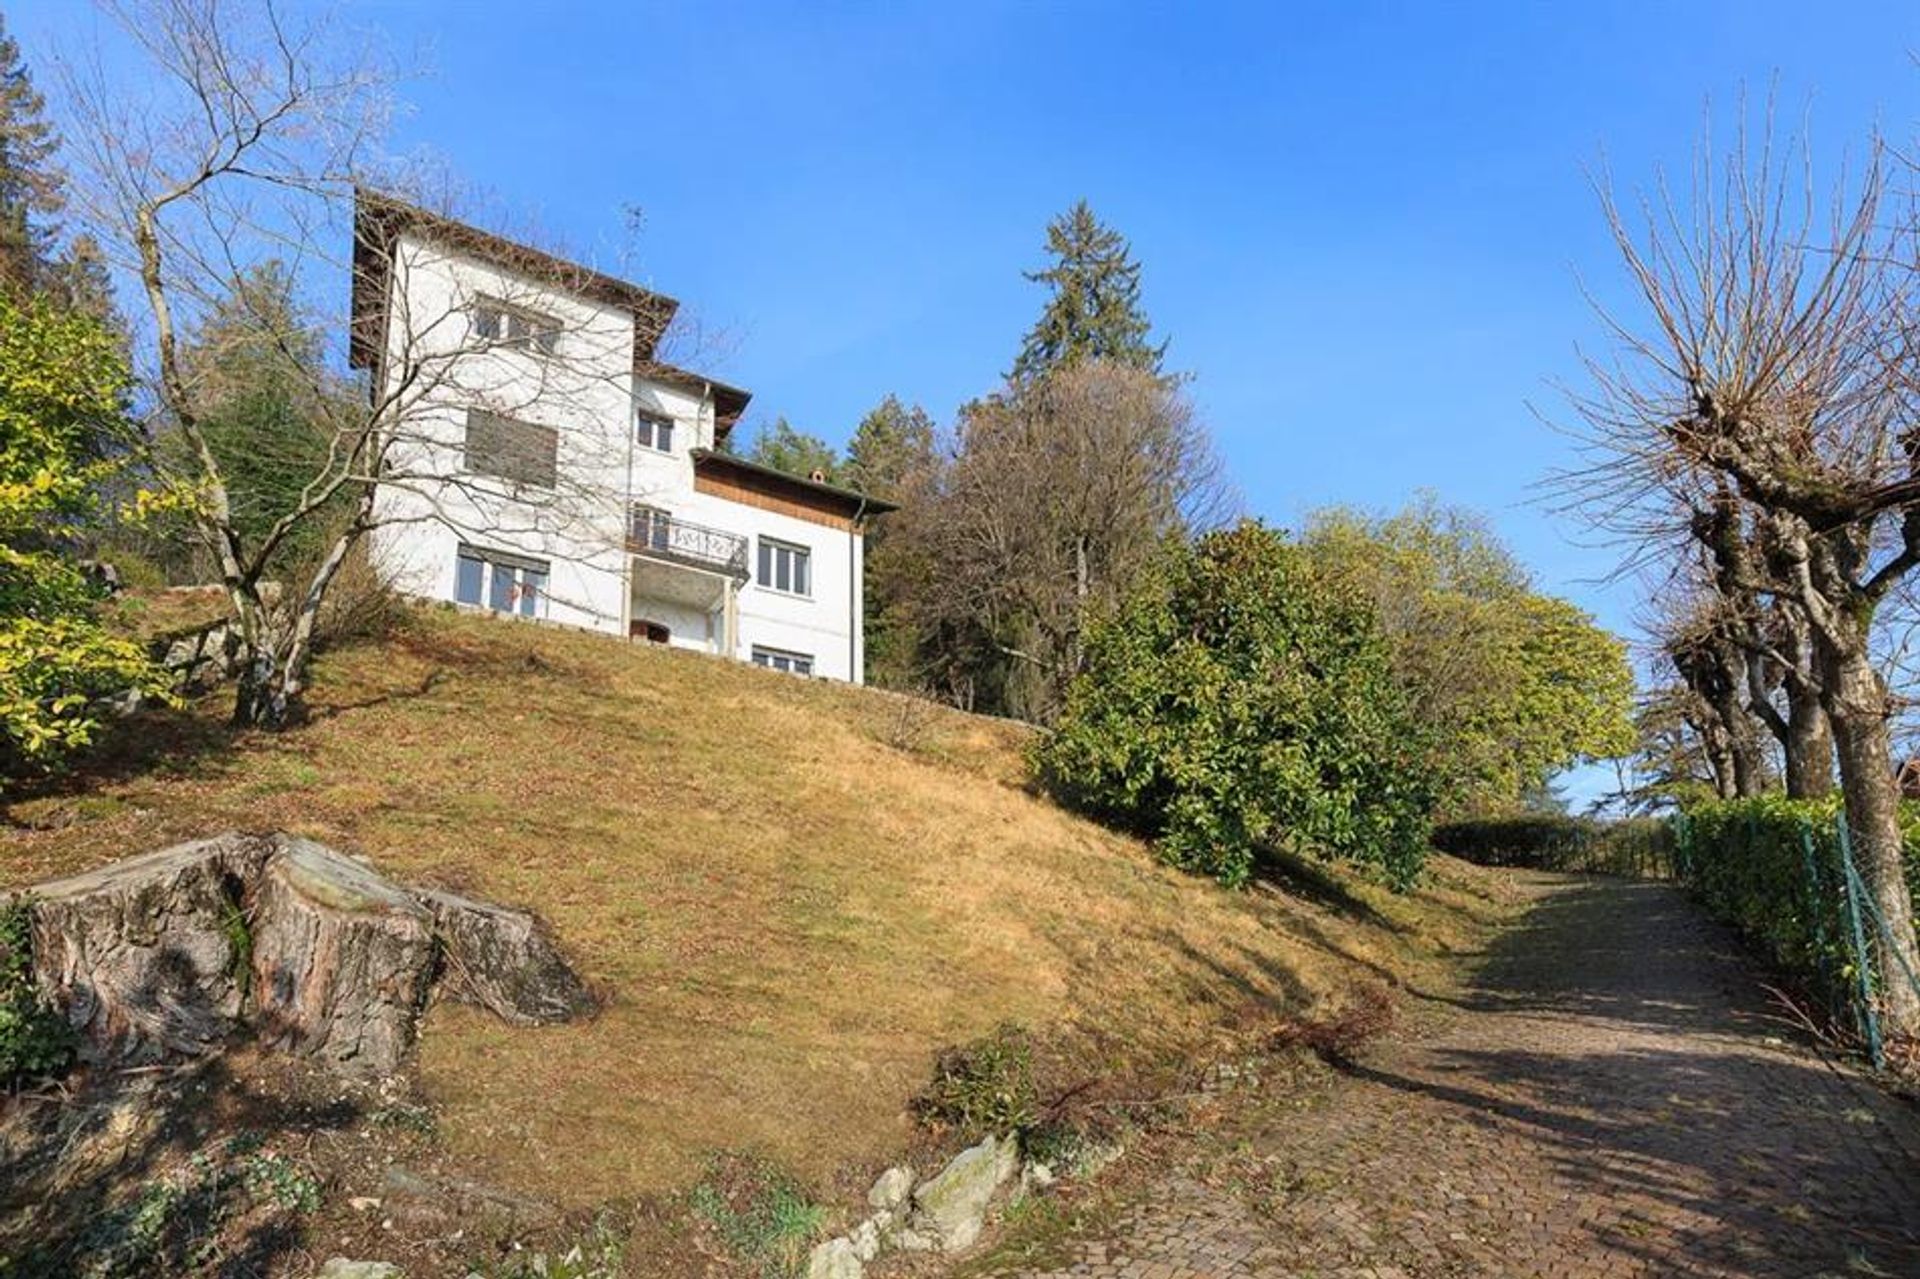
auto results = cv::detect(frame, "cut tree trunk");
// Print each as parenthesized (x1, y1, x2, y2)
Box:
(23, 832, 593, 1076)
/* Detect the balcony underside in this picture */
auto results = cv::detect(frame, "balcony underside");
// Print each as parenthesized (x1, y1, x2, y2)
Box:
(631, 555, 733, 613)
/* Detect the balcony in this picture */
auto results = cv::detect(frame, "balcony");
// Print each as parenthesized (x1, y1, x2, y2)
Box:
(628, 509, 749, 580)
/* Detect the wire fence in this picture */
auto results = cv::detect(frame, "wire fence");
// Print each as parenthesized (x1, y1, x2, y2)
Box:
(1671, 801, 1920, 1069)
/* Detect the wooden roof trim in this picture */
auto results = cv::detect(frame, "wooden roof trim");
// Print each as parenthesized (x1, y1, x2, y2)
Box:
(691, 449, 899, 520)
(350, 189, 680, 370)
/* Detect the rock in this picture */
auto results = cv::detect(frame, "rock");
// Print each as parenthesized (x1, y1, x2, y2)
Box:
(907, 1133, 1020, 1252)
(849, 1215, 883, 1261)
(21, 832, 591, 1077)
(805, 1236, 863, 1279)
(890, 1227, 938, 1253)
(867, 1164, 914, 1211)
(317, 1261, 402, 1279)
(1018, 1160, 1056, 1198)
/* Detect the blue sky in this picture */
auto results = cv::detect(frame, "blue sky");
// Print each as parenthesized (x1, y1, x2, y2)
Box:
(15, 1, 1920, 793)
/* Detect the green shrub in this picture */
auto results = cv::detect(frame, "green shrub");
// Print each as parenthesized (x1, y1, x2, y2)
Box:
(914, 1021, 1039, 1138)
(1432, 814, 1671, 876)
(1675, 795, 1920, 1026)
(1035, 522, 1435, 889)
(1, 895, 75, 1088)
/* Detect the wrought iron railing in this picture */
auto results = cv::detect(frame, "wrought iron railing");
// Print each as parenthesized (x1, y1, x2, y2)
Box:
(628, 509, 749, 580)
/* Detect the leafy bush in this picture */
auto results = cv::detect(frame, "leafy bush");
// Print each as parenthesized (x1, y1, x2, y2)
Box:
(1, 895, 75, 1087)
(914, 1021, 1039, 1138)
(687, 1152, 824, 1279)
(1432, 814, 1671, 876)
(1676, 795, 1920, 1029)
(1036, 522, 1435, 889)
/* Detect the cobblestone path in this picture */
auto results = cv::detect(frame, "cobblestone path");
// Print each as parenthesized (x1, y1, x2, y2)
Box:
(1005, 875, 1920, 1278)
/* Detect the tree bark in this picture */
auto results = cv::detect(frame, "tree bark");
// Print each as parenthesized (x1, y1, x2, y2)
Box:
(1818, 630, 1920, 1038)
(1783, 678, 1835, 800)
(26, 832, 593, 1075)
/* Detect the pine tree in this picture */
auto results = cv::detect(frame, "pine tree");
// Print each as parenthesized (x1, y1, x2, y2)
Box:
(746, 417, 843, 482)
(1010, 200, 1166, 381)
(845, 394, 936, 500)
(0, 15, 62, 294)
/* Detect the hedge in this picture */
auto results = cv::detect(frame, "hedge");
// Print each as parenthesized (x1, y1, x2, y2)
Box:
(1431, 814, 1671, 877)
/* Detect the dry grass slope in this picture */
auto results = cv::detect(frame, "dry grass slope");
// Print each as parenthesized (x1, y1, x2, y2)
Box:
(3, 607, 1514, 1206)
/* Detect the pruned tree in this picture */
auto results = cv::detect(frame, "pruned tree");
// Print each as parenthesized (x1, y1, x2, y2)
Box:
(1568, 120, 1920, 1034)
(54, 0, 655, 726)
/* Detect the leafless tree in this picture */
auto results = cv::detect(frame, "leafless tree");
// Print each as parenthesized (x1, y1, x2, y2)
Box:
(54, 0, 657, 725)
(1566, 119, 1920, 1034)
(908, 360, 1232, 721)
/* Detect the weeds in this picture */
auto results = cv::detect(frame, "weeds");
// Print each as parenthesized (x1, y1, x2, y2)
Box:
(0, 894, 75, 1088)
(915, 1022, 1039, 1138)
(466, 1214, 626, 1279)
(688, 1151, 824, 1278)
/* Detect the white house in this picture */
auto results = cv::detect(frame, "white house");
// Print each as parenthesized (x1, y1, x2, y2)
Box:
(349, 194, 893, 683)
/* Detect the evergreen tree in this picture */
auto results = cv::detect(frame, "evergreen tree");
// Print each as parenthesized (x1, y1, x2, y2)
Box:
(1010, 200, 1166, 381)
(176, 261, 354, 570)
(746, 417, 843, 482)
(845, 394, 935, 500)
(845, 396, 940, 688)
(0, 15, 62, 294)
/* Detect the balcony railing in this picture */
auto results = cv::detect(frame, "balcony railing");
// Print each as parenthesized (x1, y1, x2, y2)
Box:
(628, 510, 750, 580)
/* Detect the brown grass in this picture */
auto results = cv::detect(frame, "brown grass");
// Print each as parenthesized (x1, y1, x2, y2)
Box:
(1, 606, 1516, 1207)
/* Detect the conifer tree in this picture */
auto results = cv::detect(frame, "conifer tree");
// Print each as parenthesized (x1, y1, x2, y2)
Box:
(1010, 200, 1166, 381)
(0, 15, 62, 294)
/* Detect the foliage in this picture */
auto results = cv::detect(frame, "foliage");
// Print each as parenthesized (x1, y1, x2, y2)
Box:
(1036, 521, 1435, 889)
(1676, 795, 1920, 1034)
(744, 417, 843, 483)
(687, 1151, 825, 1279)
(0, 14, 62, 294)
(914, 1021, 1040, 1138)
(168, 260, 357, 574)
(1431, 814, 1672, 876)
(0, 293, 171, 775)
(1011, 200, 1166, 381)
(0, 895, 74, 1087)
(1301, 498, 1635, 817)
(842, 395, 941, 688)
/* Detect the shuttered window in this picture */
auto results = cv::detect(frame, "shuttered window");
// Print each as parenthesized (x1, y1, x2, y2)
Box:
(465, 409, 558, 489)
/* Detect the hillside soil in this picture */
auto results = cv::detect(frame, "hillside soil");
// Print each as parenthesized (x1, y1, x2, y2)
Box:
(3, 607, 1517, 1276)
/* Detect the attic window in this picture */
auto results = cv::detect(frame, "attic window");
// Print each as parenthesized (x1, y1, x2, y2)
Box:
(474, 297, 560, 355)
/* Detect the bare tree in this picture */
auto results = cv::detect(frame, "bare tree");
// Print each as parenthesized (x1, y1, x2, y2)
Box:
(908, 360, 1232, 721)
(55, 0, 659, 725)
(1567, 121, 1920, 1034)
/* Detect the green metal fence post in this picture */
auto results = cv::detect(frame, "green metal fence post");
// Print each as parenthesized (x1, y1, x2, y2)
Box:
(1834, 811, 1885, 1070)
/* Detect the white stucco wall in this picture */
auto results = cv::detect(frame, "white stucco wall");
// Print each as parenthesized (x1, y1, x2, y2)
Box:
(362, 230, 871, 682)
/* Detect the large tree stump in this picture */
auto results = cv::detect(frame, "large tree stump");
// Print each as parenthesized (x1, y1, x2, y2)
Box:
(19, 832, 592, 1076)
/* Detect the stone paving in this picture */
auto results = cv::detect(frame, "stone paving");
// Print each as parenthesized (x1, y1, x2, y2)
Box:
(1003, 874, 1920, 1278)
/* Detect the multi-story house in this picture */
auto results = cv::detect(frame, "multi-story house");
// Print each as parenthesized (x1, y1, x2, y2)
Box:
(349, 194, 892, 682)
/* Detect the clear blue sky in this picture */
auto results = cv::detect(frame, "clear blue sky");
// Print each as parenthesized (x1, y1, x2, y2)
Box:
(15, 1, 1920, 792)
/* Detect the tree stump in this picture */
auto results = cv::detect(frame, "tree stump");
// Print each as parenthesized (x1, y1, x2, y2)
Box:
(19, 832, 592, 1076)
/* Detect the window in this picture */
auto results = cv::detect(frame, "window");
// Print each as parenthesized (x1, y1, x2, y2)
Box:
(474, 298, 559, 355)
(465, 409, 559, 489)
(756, 538, 811, 596)
(636, 409, 675, 453)
(629, 504, 672, 552)
(454, 546, 549, 618)
(751, 646, 814, 676)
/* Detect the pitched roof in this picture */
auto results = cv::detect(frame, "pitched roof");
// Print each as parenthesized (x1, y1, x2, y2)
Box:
(636, 361, 754, 436)
(692, 448, 899, 519)
(349, 190, 680, 370)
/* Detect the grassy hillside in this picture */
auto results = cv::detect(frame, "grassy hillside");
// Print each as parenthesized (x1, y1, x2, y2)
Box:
(3, 606, 1511, 1208)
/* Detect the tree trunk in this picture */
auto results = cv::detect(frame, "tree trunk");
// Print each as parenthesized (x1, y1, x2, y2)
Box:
(26, 832, 593, 1076)
(1783, 677, 1835, 799)
(1819, 639, 1920, 1039)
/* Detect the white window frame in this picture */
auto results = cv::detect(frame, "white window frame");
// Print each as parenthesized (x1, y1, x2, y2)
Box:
(473, 297, 560, 356)
(636, 409, 676, 454)
(751, 645, 814, 676)
(454, 545, 550, 619)
(756, 537, 812, 598)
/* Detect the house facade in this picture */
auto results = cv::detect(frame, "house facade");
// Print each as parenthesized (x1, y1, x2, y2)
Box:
(350, 195, 891, 682)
